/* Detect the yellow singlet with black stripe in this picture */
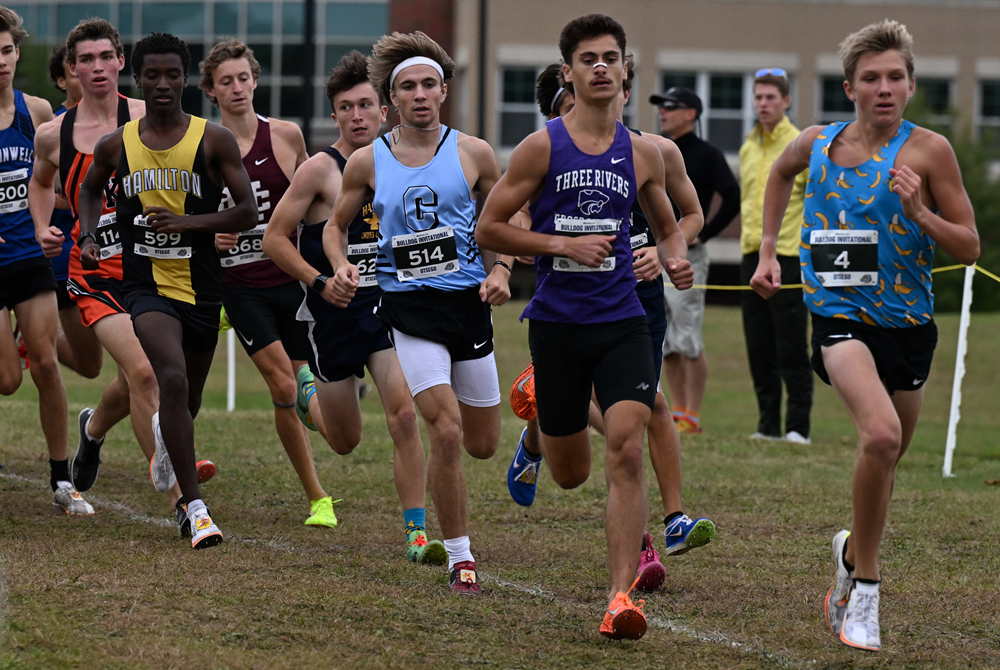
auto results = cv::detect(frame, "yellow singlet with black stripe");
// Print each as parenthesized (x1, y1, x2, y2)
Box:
(116, 116, 224, 305)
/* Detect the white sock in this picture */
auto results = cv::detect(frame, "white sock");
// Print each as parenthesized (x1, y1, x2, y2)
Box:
(854, 581, 880, 596)
(186, 498, 207, 518)
(56, 480, 73, 489)
(443, 536, 474, 570)
(84, 415, 104, 444)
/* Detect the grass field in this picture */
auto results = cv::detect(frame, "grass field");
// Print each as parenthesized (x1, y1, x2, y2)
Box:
(2, 304, 999, 669)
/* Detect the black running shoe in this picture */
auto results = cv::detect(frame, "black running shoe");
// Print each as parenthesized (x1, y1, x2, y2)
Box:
(71, 408, 103, 492)
(176, 498, 190, 538)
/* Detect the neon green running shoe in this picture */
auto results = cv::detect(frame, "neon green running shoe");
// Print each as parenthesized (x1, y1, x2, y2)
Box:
(296, 365, 318, 431)
(304, 496, 339, 528)
(406, 529, 447, 565)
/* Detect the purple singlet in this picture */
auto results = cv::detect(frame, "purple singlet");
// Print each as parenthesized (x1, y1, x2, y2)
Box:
(522, 117, 645, 324)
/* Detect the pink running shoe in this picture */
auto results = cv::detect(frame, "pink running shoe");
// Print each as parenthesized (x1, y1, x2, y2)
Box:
(635, 532, 666, 592)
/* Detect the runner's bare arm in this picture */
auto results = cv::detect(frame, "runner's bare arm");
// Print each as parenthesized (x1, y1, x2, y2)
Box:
(477, 131, 613, 267)
(145, 123, 257, 235)
(24, 94, 55, 131)
(270, 118, 309, 177)
(891, 131, 978, 265)
(750, 125, 822, 298)
(634, 137, 692, 290)
(264, 154, 342, 286)
(27, 119, 65, 257)
(325, 146, 374, 307)
(77, 128, 125, 270)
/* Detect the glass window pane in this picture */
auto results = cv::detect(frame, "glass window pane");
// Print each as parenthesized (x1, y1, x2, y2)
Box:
(283, 2, 304, 36)
(255, 85, 272, 116)
(122, 43, 134, 77)
(325, 44, 372, 72)
(502, 68, 535, 104)
(980, 81, 1000, 118)
(919, 78, 951, 115)
(119, 3, 133, 36)
(660, 72, 696, 94)
(326, 2, 389, 37)
(709, 75, 742, 110)
(214, 2, 238, 35)
(38, 5, 52, 38)
(187, 43, 204, 78)
(282, 44, 305, 77)
(281, 83, 305, 117)
(142, 3, 205, 36)
(182, 86, 204, 115)
(822, 76, 853, 113)
(707, 118, 744, 153)
(500, 111, 535, 147)
(58, 4, 111, 37)
(248, 2, 274, 35)
(249, 43, 273, 76)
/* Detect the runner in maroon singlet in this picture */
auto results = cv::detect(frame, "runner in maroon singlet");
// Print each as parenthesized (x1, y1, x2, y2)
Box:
(199, 39, 339, 528)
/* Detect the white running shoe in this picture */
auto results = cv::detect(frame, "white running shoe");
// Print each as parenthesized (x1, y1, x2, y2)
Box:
(52, 482, 95, 515)
(840, 582, 881, 651)
(784, 431, 811, 444)
(189, 507, 223, 550)
(749, 432, 780, 441)
(825, 530, 853, 635)
(149, 412, 176, 493)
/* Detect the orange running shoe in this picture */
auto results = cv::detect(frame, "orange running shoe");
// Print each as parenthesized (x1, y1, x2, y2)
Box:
(675, 417, 702, 434)
(600, 577, 647, 640)
(510, 363, 536, 420)
(196, 460, 216, 484)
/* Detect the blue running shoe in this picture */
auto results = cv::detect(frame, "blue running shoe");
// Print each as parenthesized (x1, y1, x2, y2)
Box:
(296, 365, 318, 431)
(507, 427, 542, 507)
(663, 514, 716, 555)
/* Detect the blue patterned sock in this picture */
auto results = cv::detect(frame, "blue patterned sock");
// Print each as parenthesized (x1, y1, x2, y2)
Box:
(403, 507, 426, 540)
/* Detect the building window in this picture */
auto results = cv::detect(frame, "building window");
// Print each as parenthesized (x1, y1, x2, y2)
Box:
(915, 78, 953, 131)
(980, 81, 1000, 146)
(660, 72, 697, 94)
(819, 75, 854, 124)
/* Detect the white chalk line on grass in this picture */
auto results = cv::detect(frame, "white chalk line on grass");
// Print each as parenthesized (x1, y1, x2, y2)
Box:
(2, 470, 813, 666)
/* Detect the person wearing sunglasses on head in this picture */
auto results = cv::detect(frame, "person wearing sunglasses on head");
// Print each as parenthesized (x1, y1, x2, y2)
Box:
(738, 68, 813, 445)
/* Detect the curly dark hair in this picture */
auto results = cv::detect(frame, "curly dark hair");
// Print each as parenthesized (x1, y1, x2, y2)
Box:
(131, 32, 191, 77)
(48, 45, 68, 92)
(535, 64, 566, 118)
(325, 50, 382, 106)
(558, 14, 626, 65)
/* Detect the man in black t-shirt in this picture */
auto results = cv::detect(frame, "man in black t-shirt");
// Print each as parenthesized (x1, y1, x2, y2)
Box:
(648, 87, 740, 435)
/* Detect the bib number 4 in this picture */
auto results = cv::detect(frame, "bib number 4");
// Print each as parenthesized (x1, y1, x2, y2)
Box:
(810, 229, 878, 287)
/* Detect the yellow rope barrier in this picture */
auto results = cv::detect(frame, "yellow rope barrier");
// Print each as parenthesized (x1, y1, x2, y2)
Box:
(668, 263, 996, 291)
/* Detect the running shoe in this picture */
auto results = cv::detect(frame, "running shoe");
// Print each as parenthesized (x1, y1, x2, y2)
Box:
(449, 560, 482, 595)
(196, 459, 216, 484)
(71, 407, 103, 492)
(14, 324, 28, 370)
(507, 427, 542, 507)
(600, 577, 647, 640)
(53, 482, 95, 515)
(176, 499, 190, 538)
(826, 530, 853, 635)
(405, 528, 447, 565)
(785, 431, 811, 445)
(304, 496, 339, 528)
(675, 417, 702, 434)
(509, 363, 536, 421)
(296, 365, 318, 431)
(749, 432, 780, 441)
(635, 532, 666, 592)
(190, 508, 223, 549)
(663, 514, 716, 555)
(149, 412, 176, 493)
(840, 582, 881, 651)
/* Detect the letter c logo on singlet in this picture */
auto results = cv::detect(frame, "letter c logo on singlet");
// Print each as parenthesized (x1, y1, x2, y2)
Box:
(403, 185, 439, 231)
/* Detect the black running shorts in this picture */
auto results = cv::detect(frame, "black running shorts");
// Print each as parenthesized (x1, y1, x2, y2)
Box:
(223, 280, 308, 360)
(0, 257, 57, 311)
(56, 278, 74, 311)
(375, 286, 493, 362)
(125, 291, 220, 354)
(528, 316, 656, 437)
(305, 312, 392, 383)
(811, 313, 937, 395)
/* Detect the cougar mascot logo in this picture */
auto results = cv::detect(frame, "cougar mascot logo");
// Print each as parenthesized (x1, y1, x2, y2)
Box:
(578, 189, 610, 216)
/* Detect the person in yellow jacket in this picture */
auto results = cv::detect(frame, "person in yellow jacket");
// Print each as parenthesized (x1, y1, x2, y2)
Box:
(738, 70, 812, 443)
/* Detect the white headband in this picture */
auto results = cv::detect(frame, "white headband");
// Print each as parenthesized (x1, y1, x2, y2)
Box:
(550, 87, 566, 112)
(390, 57, 445, 89)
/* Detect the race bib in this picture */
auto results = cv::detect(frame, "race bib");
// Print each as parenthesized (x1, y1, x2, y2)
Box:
(810, 229, 878, 287)
(630, 232, 649, 250)
(220, 223, 267, 267)
(0, 168, 29, 214)
(391, 226, 459, 281)
(95, 212, 122, 259)
(348, 242, 378, 287)
(134, 215, 193, 260)
(552, 214, 617, 273)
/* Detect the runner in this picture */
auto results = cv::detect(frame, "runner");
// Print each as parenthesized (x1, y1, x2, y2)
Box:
(263, 50, 445, 561)
(0, 7, 83, 514)
(506, 58, 716, 591)
(750, 20, 979, 651)
(30, 20, 199, 529)
(477, 14, 694, 638)
(44, 44, 103, 379)
(77, 32, 258, 549)
(325, 32, 513, 592)
(196, 39, 341, 528)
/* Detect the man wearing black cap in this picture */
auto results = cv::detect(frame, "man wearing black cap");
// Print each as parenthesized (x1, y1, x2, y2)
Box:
(649, 87, 740, 435)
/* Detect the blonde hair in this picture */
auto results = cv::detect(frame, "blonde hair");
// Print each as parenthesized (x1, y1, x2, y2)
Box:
(368, 31, 455, 105)
(199, 38, 262, 106)
(0, 6, 27, 46)
(839, 19, 914, 84)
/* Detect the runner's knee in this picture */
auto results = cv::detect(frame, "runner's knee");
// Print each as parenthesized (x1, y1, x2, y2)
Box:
(859, 422, 902, 464)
